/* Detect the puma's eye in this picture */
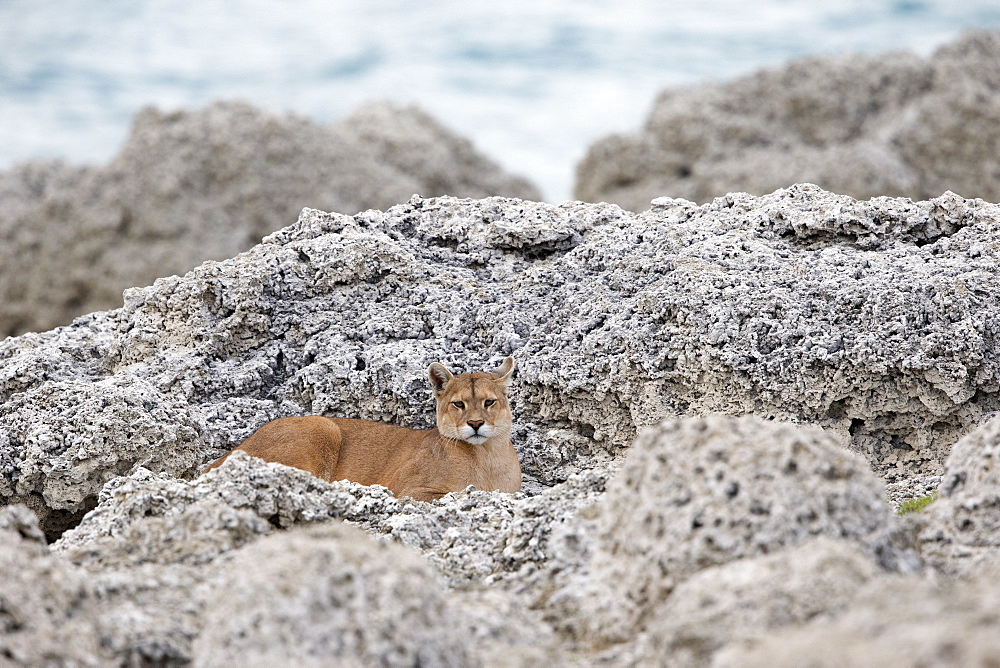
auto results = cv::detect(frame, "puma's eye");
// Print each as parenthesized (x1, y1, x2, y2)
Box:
(452, 401, 465, 409)
(484, 399, 496, 407)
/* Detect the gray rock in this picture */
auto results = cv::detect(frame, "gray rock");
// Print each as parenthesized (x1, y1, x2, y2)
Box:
(626, 538, 879, 667)
(191, 522, 544, 667)
(0, 506, 108, 666)
(0, 375, 205, 539)
(0, 507, 208, 665)
(54, 449, 607, 594)
(576, 30, 1000, 211)
(0, 503, 47, 551)
(917, 413, 1000, 576)
(714, 567, 1000, 667)
(0, 100, 541, 337)
(3, 187, 999, 536)
(568, 415, 917, 645)
(1, 187, 999, 663)
(45, 452, 577, 665)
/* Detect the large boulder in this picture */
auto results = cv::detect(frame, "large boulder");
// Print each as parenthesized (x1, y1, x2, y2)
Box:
(191, 522, 546, 667)
(576, 30, 1000, 211)
(562, 416, 917, 646)
(715, 567, 1000, 667)
(2, 188, 999, 536)
(638, 538, 879, 667)
(0, 100, 541, 337)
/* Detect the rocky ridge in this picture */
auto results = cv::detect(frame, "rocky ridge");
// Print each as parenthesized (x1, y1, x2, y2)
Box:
(1, 187, 999, 663)
(576, 29, 1000, 211)
(0, 100, 541, 337)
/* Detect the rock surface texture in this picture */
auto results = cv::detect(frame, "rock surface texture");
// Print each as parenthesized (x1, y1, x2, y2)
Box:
(0, 100, 541, 337)
(575, 30, 1000, 211)
(573, 416, 917, 647)
(1, 187, 999, 664)
(916, 413, 1000, 577)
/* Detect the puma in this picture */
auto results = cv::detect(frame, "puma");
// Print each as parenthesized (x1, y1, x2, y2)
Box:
(203, 357, 521, 502)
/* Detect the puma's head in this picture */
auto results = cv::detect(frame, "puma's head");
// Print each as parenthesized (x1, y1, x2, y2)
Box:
(428, 357, 515, 445)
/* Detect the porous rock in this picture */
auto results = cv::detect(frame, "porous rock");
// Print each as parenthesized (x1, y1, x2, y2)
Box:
(54, 449, 608, 593)
(2, 187, 999, 537)
(0, 508, 204, 666)
(627, 538, 879, 667)
(0, 100, 541, 337)
(1, 187, 999, 663)
(0, 375, 205, 539)
(576, 30, 1000, 210)
(567, 415, 917, 645)
(917, 413, 1000, 576)
(0, 506, 108, 666)
(46, 452, 577, 665)
(191, 521, 555, 667)
(714, 567, 1000, 667)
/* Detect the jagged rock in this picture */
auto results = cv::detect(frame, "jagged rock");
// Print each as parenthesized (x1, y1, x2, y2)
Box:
(0, 506, 207, 665)
(0, 100, 541, 337)
(916, 413, 1000, 576)
(53, 450, 607, 592)
(14, 483, 562, 666)
(564, 415, 918, 645)
(576, 30, 1000, 210)
(54, 453, 406, 569)
(2, 188, 1000, 664)
(714, 567, 1000, 667)
(2, 187, 999, 536)
(0, 376, 205, 539)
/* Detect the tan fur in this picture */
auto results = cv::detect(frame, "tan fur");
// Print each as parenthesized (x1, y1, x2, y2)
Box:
(203, 357, 521, 502)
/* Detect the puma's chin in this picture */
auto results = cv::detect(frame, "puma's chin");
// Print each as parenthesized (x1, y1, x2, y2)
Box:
(459, 424, 492, 444)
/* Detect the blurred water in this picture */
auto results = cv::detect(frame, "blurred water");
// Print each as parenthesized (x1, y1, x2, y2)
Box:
(1, 0, 999, 201)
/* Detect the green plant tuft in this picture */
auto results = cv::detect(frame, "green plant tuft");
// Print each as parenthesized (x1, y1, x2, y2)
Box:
(897, 492, 938, 515)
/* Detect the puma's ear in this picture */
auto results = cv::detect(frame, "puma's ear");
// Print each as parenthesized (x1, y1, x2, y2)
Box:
(494, 356, 515, 386)
(428, 362, 454, 393)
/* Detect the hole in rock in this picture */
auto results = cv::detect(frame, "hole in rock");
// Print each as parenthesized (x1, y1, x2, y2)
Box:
(38, 495, 99, 544)
(520, 243, 567, 261)
(826, 399, 848, 421)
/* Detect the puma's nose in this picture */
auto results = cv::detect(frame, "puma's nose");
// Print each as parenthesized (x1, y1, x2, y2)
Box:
(467, 420, 485, 432)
